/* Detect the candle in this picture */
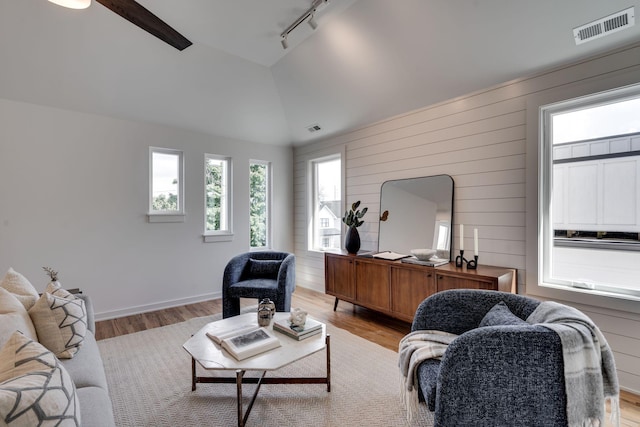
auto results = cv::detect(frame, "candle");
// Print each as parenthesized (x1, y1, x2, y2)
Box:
(474, 228, 479, 256)
(459, 224, 464, 251)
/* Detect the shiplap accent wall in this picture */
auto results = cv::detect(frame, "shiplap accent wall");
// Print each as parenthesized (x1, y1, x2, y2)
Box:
(294, 41, 640, 393)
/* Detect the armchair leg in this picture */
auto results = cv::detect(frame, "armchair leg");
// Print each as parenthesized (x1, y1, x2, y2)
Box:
(333, 298, 339, 311)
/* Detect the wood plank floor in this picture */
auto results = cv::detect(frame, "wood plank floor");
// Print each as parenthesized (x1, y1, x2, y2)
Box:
(95, 287, 640, 426)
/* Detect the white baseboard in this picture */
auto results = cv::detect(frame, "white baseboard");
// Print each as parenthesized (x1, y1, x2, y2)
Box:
(94, 291, 221, 321)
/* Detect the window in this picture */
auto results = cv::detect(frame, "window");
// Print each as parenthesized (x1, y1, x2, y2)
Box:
(250, 160, 271, 249)
(309, 154, 341, 251)
(540, 83, 640, 301)
(148, 147, 184, 222)
(204, 154, 232, 236)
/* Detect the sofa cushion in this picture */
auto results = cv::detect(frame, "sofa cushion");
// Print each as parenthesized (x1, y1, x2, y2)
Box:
(246, 259, 281, 279)
(479, 301, 528, 327)
(0, 268, 39, 311)
(0, 288, 37, 349)
(0, 331, 80, 426)
(60, 332, 109, 390)
(75, 387, 115, 427)
(28, 291, 87, 359)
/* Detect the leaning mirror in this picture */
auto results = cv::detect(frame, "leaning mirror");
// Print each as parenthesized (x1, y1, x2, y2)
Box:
(378, 175, 454, 260)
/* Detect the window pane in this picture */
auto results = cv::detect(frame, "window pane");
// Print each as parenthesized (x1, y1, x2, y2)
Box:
(151, 151, 180, 212)
(541, 85, 640, 300)
(310, 156, 341, 251)
(250, 162, 269, 248)
(205, 156, 229, 232)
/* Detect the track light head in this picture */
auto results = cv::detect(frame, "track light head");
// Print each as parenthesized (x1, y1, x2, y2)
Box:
(281, 36, 289, 50)
(308, 14, 318, 30)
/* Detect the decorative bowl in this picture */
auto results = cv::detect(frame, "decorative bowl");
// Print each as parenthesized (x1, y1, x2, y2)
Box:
(410, 248, 437, 261)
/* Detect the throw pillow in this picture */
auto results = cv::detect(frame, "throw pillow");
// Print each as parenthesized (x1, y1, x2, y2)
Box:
(0, 288, 37, 349)
(28, 291, 87, 359)
(0, 331, 80, 426)
(246, 259, 282, 279)
(0, 268, 39, 311)
(479, 301, 528, 327)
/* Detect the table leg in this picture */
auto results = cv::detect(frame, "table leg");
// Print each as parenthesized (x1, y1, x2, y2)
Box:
(326, 334, 331, 392)
(191, 357, 196, 391)
(333, 297, 339, 311)
(236, 370, 244, 427)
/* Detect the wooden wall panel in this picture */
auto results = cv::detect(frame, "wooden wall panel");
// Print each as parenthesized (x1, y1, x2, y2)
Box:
(294, 42, 640, 393)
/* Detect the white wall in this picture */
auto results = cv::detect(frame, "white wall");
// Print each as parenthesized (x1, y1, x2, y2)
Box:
(294, 42, 640, 393)
(0, 99, 293, 320)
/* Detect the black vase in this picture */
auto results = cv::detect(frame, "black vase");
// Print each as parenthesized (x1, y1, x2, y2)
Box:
(345, 226, 361, 254)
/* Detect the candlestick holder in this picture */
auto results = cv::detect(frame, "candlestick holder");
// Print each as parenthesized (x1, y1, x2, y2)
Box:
(455, 250, 479, 269)
(467, 255, 479, 270)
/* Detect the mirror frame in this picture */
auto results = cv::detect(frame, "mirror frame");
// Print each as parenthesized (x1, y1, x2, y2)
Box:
(377, 174, 454, 260)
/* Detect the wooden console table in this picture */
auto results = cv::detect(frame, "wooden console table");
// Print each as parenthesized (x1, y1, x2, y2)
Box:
(324, 252, 516, 323)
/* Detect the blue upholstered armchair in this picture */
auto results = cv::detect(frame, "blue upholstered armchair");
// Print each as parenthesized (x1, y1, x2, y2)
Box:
(412, 289, 568, 427)
(222, 251, 295, 318)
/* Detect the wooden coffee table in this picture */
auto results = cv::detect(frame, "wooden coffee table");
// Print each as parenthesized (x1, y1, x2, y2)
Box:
(183, 312, 330, 427)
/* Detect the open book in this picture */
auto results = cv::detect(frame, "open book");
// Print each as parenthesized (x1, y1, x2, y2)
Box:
(207, 326, 281, 360)
(372, 251, 410, 261)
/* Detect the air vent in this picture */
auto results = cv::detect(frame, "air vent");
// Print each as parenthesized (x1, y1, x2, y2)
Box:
(307, 124, 322, 133)
(574, 7, 635, 45)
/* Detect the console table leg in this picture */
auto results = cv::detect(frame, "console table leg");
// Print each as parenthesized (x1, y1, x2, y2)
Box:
(333, 297, 339, 311)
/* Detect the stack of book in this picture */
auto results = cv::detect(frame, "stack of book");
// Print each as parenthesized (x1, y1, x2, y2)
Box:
(206, 325, 281, 361)
(273, 317, 323, 341)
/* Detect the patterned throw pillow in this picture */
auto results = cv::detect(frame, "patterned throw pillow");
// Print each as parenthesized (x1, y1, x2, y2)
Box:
(0, 288, 37, 349)
(0, 268, 39, 311)
(28, 287, 87, 359)
(0, 331, 80, 426)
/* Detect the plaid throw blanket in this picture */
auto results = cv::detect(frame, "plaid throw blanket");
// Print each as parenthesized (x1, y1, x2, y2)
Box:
(527, 301, 620, 427)
(398, 330, 458, 422)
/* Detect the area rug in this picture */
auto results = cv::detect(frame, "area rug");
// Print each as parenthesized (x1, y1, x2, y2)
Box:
(97, 313, 434, 426)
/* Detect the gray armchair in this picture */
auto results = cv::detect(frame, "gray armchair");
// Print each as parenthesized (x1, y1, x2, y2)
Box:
(411, 289, 568, 427)
(222, 251, 295, 318)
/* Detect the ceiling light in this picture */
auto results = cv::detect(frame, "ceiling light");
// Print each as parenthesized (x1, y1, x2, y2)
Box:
(280, 0, 329, 49)
(48, 0, 91, 9)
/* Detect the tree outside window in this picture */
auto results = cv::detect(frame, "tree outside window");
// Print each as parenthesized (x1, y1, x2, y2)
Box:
(205, 155, 231, 233)
(250, 161, 270, 248)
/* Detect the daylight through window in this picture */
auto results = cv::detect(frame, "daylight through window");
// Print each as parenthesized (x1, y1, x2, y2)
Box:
(540, 83, 640, 300)
(205, 154, 232, 234)
(309, 155, 341, 251)
(149, 147, 183, 214)
(250, 161, 270, 249)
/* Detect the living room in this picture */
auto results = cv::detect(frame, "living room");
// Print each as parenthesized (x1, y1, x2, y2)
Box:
(2, 1, 640, 425)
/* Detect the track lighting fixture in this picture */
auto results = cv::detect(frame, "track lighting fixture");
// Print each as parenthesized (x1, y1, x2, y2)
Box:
(308, 14, 318, 30)
(280, 0, 329, 49)
(48, 0, 91, 9)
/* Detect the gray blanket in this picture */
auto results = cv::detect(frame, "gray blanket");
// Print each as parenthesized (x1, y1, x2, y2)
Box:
(397, 330, 458, 422)
(527, 301, 620, 427)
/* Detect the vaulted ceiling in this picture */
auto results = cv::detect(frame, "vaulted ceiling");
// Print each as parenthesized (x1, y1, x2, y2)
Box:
(1, 0, 639, 146)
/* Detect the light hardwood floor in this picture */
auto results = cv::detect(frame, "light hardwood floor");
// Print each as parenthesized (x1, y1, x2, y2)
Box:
(95, 287, 640, 426)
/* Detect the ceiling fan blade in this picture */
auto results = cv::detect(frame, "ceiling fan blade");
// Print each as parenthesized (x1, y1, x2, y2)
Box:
(95, 0, 192, 51)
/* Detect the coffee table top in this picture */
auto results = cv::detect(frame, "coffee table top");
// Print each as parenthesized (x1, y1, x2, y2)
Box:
(183, 312, 327, 371)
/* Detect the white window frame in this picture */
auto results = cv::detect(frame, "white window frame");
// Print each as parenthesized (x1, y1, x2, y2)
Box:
(308, 153, 342, 252)
(203, 154, 233, 243)
(539, 83, 640, 302)
(148, 147, 185, 223)
(249, 160, 272, 250)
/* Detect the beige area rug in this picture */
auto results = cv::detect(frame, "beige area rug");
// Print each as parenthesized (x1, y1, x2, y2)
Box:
(97, 313, 434, 427)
